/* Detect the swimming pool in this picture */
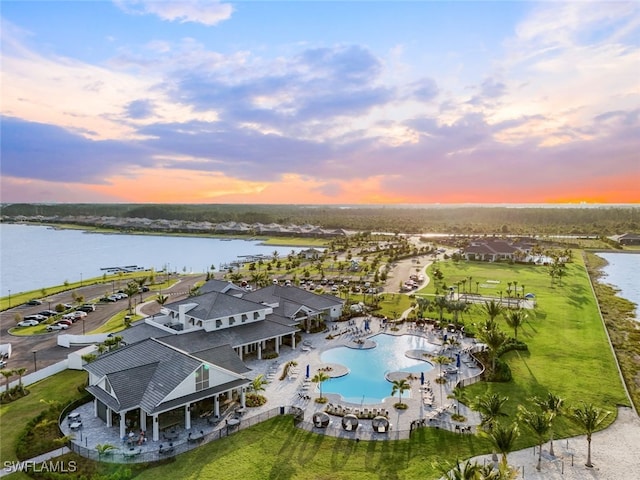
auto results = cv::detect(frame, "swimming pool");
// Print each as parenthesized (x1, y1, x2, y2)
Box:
(320, 334, 437, 403)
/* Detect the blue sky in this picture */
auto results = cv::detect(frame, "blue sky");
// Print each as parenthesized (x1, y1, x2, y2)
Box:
(1, 1, 638, 204)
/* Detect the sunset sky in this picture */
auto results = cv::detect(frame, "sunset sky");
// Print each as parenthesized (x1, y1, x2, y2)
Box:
(1, 1, 638, 204)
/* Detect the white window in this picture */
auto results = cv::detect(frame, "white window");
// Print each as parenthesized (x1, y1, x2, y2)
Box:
(195, 365, 209, 391)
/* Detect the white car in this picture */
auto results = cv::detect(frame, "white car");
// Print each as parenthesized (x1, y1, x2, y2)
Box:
(18, 319, 40, 327)
(72, 311, 87, 319)
(46, 323, 69, 331)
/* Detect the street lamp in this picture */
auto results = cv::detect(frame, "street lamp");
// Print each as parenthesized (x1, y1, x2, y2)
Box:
(32, 351, 38, 372)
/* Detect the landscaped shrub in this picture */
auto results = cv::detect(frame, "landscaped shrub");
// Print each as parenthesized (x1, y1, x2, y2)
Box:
(246, 393, 267, 407)
(497, 338, 528, 357)
(262, 351, 279, 360)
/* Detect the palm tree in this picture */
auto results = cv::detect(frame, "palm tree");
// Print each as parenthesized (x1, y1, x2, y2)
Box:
(570, 402, 611, 467)
(504, 309, 527, 340)
(312, 371, 330, 400)
(12, 367, 27, 389)
(473, 393, 509, 431)
(250, 374, 268, 394)
(533, 392, 564, 456)
(391, 378, 410, 406)
(156, 293, 168, 306)
(433, 296, 448, 322)
(480, 422, 520, 468)
(477, 326, 507, 374)
(436, 459, 481, 480)
(1, 369, 13, 392)
(96, 443, 116, 459)
(448, 385, 467, 417)
(431, 355, 451, 404)
(124, 281, 140, 314)
(482, 300, 504, 321)
(517, 406, 552, 471)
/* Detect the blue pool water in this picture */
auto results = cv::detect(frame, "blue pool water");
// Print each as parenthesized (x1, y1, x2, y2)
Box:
(320, 334, 438, 403)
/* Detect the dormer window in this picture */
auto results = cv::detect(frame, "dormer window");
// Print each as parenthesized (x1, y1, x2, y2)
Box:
(229, 316, 235, 325)
(253, 312, 260, 320)
(216, 319, 222, 328)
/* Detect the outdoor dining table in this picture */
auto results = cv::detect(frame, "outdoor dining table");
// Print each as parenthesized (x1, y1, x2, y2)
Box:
(67, 412, 81, 422)
(235, 407, 246, 415)
(69, 421, 82, 430)
(163, 430, 179, 440)
(227, 418, 240, 427)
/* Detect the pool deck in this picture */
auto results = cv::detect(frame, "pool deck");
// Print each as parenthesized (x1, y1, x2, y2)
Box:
(63, 317, 483, 453)
(244, 317, 483, 434)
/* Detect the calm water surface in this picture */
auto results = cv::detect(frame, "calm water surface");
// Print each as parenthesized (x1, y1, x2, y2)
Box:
(320, 334, 438, 403)
(596, 252, 640, 313)
(0, 224, 303, 294)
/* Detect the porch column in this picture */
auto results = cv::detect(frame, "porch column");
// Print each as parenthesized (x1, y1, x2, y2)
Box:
(291, 332, 296, 349)
(185, 404, 192, 430)
(119, 411, 127, 439)
(257, 343, 262, 360)
(106, 408, 113, 427)
(240, 388, 246, 408)
(237, 347, 243, 361)
(140, 410, 147, 433)
(93, 399, 98, 417)
(275, 337, 280, 354)
(152, 415, 159, 442)
(214, 395, 220, 417)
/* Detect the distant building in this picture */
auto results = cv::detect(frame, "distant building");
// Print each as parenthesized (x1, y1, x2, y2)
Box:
(611, 233, 640, 246)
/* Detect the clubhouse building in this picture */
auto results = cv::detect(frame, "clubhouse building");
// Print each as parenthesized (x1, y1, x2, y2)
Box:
(84, 280, 344, 442)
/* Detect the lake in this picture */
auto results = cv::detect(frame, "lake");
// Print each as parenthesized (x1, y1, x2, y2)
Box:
(0, 224, 305, 294)
(596, 252, 640, 315)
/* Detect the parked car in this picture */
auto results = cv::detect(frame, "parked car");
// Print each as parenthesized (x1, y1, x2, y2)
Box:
(140, 286, 150, 292)
(17, 319, 40, 327)
(62, 303, 74, 309)
(27, 299, 43, 305)
(71, 311, 87, 319)
(55, 320, 73, 327)
(38, 310, 57, 317)
(0, 360, 6, 369)
(24, 314, 47, 322)
(62, 313, 78, 321)
(46, 323, 69, 331)
(79, 304, 96, 312)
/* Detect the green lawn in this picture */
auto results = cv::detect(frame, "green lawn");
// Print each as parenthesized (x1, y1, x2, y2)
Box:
(0, 370, 87, 464)
(134, 415, 491, 480)
(418, 256, 628, 446)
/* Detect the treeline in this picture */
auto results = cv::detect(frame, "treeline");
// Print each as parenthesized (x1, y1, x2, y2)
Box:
(1, 203, 638, 235)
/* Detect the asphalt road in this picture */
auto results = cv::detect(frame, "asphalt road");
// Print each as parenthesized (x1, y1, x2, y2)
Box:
(0, 274, 206, 373)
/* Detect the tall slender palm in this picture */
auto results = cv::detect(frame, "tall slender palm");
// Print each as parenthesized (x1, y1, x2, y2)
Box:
(156, 293, 168, 306)
(12, 367, 27, 388)
(391, 378, 410, 406)
(504, 309, 527, 340)
(477, 327, 507, 373)
(517, 406, 552, 471)
(480, 422, 520, 468)
(533, 393, 564, 456)
(312, 371, 330, 400)
(1, 370, 13, 392)
(447, 385, 467, 416)
(473, 393, 509, 431)
(432, 355, 452, 404)
(433, 296, 449, 322)
(570, 402, 611, 467)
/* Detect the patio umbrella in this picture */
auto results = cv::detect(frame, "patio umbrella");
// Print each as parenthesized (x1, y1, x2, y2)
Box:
(306, 364, 310, 378)
(456, 353, 461, 369)
(524, 293, 535, 299)
(420, 371, 425, 385)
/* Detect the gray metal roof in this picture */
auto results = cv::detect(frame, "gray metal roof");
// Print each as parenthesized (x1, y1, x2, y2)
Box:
(117, 322, 173, 345)
(159, 319, 297, 352)
(199, 279, 245, 295)
(244, 285, 343, 311)
(165, 291, 266, 320)
(190, 344, 251, 374)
